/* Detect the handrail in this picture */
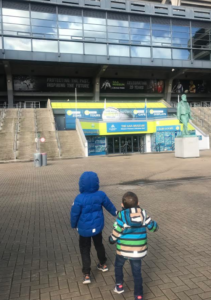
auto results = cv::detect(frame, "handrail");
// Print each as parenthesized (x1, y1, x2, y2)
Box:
(76, 118, 88, 157)
(47, 99, 61, 158)
(34, 108, 40, 152)
(13, 122, 18, 160)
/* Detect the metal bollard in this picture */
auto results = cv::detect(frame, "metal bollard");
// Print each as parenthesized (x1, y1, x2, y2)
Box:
(41, 153, 47, 166)
(34, 153, 42, 167)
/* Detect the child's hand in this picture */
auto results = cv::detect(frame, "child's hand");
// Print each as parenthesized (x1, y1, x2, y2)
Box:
(108, 235, 116, 245)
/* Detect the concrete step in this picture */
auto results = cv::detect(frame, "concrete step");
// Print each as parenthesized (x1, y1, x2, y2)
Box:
(59, 130, 84, 158)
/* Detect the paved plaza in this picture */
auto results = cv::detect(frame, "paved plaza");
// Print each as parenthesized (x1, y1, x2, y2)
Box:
(1, 151, 211, 300)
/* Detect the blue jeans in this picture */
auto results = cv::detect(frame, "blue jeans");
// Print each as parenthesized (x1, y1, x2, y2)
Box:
(115, 255, 143, 296)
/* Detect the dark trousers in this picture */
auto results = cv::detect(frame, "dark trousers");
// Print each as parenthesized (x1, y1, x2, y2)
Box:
(115, 255, 143, 296)
(79, 232, 107, 274)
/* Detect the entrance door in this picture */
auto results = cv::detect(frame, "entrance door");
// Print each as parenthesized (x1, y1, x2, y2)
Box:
(55, 115, 65, 130)
(107, 137, 114, 154)
(126, 136, 132, 153)
(114, 137, 120, 153)
(133, 136, 139, 152)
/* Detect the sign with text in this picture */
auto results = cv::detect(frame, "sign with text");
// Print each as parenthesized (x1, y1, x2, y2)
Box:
(100, 79, 165, 94)
(107, 122, 147, 133)
(156, 125, 181, 132)
(13, 76, 92, 92)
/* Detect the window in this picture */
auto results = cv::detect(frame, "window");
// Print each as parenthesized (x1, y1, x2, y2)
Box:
(32, 26, 57, 36)
(108, 20, 128, 27)
(3, 24, 30, 33)
(109, 45, 129, 56)
(59, 29, 83, 37)
(84, 24, 106, 32)
(32, 39, 58, 52)
(108, 26, 129, 33)
(31, 12, 57, 21)
(84, 31, 106, 39)
(4, 37, 31, 51)
(60, 41, 83, 54)
(131, 35, 150, 44)
(108, 33, 129, 41)
(130, 21, 150, 29)
(172, 38, 190, 48)
(32, 19, 57, 28)
(58, 15, 82, 23)
(3, 16, 30, 25)
(131, 46, 151, 58)
(130, 28, 150, 35)
(84, 17, 106, 25)
(172, 49, 190, 60)
(85, 43, 107, 55)
(2, 8, 29, 18)
(193, 50, 211, 60)
(153, 48, 171, 59)
(58, 22, 82, 30)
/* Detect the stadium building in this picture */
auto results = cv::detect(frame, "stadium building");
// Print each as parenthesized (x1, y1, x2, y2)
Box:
(0, 0, 210, 159)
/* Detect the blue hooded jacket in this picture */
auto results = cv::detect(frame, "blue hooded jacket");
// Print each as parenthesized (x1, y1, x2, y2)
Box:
(70, 171, 117, 237)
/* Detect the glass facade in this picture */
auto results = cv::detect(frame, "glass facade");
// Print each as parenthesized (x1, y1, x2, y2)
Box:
(0, 2, 210, 60)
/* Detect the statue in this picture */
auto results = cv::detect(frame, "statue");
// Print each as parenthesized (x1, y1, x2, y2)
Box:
(177, 94, 192, 136)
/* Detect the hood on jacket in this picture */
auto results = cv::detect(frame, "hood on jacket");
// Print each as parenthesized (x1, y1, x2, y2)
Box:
(121, 207, 145, 227)
(79, 171, 99, 193)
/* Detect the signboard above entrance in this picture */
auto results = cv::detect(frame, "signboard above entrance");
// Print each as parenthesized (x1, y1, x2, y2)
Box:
(107, 122, 147, 133)
(13, 76, 92, 92)
(100, 79, 165, 94)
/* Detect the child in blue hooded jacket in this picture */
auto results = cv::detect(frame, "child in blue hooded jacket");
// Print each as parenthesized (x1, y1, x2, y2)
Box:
(71, 171, 117, 284)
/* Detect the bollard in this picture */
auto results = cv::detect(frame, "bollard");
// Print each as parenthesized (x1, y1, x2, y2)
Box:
(42, 153, 47, 166)
(34, 153, 42, 167)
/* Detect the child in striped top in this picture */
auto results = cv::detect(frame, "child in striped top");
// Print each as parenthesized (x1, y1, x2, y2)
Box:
(109, 191, 158, 300)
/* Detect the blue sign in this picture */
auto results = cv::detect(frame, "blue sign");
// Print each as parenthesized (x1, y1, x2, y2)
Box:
(156, 125, 181, 132)
(83, 129, 99, 136)
(107, 122, 147, 133)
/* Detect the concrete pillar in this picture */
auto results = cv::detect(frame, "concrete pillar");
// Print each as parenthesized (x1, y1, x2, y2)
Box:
(165, 78, 173, 104)
(6, 74, 14, 108)
(3, 62, 14, 108)
(94, 77, 100, 102)
(145, 134, 151, 153)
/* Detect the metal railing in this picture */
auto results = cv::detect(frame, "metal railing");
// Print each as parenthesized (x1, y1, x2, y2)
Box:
(76, 118, 88, 157)
(13, 108, 22, 160)
(13, 122, 19, 160)
(0, 108, 6, 130)
(34, 108, 40, 152)
(47, 99, 61, 158)
(16, 102, 40, 109)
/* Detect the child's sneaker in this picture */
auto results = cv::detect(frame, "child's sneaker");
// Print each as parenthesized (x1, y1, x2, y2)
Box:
(83, 274, 91, 284)
(135, 296, 143, 300)
(97, 263, 108, 272)
(114, 284, 124, 294)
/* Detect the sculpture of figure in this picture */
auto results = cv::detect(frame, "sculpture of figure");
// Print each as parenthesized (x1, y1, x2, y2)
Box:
(177, 94, 192, 136)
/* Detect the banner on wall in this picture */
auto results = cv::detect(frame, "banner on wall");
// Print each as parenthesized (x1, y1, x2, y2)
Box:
(65, 108, 167, 123)
(172, 80, 211, 94)
(13, 76, 93, 92)
(100, 79, 165, 94)
(87, 137, 106, 156)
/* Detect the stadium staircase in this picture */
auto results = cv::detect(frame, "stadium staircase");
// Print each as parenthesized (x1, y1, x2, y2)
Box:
(0, 109, 17, 160)
(191, 107, 211, 147)
(58, 131, 84, 158)
(0, 107, 85, 161)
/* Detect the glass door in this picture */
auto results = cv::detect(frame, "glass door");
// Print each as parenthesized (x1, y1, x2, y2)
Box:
(114, 137, 120, 153)
(133, 136, 139, 152)
(107, 137, 114, 154)
(126, 136, 132, 153)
